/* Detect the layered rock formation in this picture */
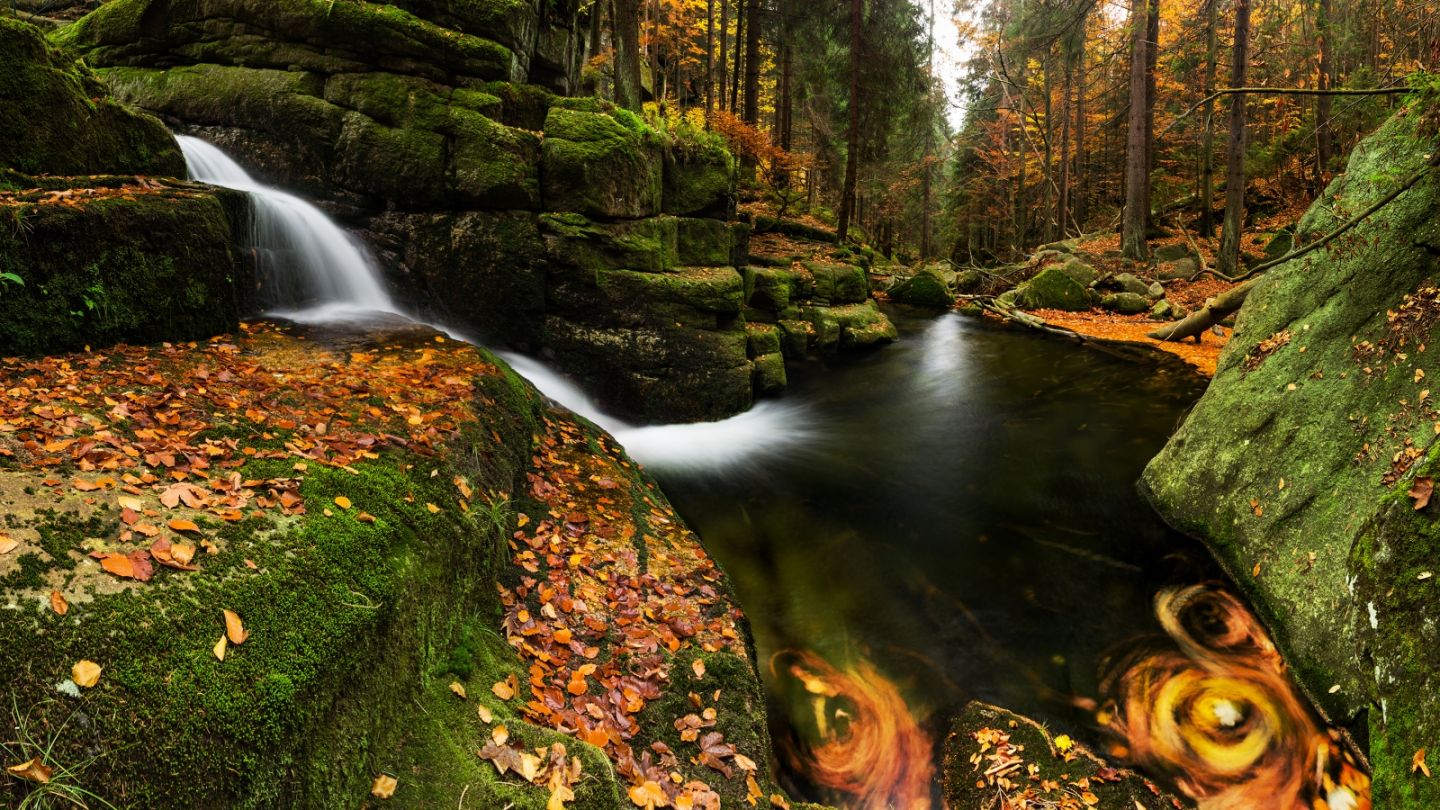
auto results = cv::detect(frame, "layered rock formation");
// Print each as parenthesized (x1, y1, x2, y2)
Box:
(59, 0, 893, 423)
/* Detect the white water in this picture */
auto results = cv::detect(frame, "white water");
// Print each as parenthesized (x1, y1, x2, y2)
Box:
(178, 135, 818, 472)
(177, 135, 399, 318)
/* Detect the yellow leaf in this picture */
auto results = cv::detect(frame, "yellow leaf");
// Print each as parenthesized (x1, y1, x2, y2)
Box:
(425, 502, 440, 513)
(628, 780, 670, 809)
(356, 512, 376, 524)
(492, 678, 516, 700)
(0, 537, 16, 555)
(334, 496, 352, 509)
(71, 659, 102, 688)
(449, 681, 467, 699)
(5, 757, 52, 783)
(213, 634, 228, 661)
(477, 704, 493, 723)
(548, 783, 576, 810)
(1054, 734, 1073, 751)
(517, 751, 543, 782)
(117, 495, 144, 512)
(223, 609, 249, 645)
(371, 773, 398, 799)
(691, 659, 706, 679)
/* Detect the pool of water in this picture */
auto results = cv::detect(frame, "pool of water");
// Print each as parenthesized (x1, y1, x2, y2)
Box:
(651, 308, 1215, 803)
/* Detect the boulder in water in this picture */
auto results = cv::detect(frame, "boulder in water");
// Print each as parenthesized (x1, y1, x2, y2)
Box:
(888, 265, 954, 309)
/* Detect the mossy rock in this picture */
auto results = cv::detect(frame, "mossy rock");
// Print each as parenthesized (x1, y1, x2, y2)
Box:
(943, 702, 1179, 808)
(803, 262, 868, 305)
(662, 138, 736, 217)
(593, 266, 744, 328)
(1058, 257, 1098, 287)
(539, 213, 676, 274)
(804, 301, 896, 355)
(889, 266, 954, 309)
(1017, 265, 1087, 311)
(673, 216, 734, 267)
(542, 315, 752, 422)
(61, 0, 516, 85)
(751, 352, 787, 395)
(0, 184, 247, 356)
(1141, 98, 1440, 805)
(1100, 291, 1149, 314)
(744, 322, 782, 357)
(540, 106, 662, 219)
(0, 18, 182, 177)
(744, 266, 794, 312)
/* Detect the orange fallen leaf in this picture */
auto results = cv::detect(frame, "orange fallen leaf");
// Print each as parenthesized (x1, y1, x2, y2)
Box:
(629, 780, 669, 809)
(223, 609, 249, 644)
(334, 496, 352, 509)
(492, 677, 516, 700)
(49, 590, 68, 616)
(5, 757, 52, 783)
(356, 512, 376, 524)
(425, 502, 440, 513)
(492, 725, 509, 745)
(72, 659, 102, 688)
(371, 773, 398, 799)
(1410, 477, 1434, 510)
(1414, 748, 1431, 778)
(99, 552, 135, 579)
(691, 659, 706, 679)
(167, 518, 201, 534)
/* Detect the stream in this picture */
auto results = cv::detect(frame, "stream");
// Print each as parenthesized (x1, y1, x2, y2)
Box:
(651, 308, 1215, 804)
(176, 135, 1363, 809)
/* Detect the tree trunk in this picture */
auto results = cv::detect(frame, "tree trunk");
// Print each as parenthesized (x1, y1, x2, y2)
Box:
(1144, 0, 1159, 227)
(742, 0, 761, 125)
(920, 0, 936, 259)
(1217, 0, 1251, 278)
(1074, 28, 1086, 228)
(1121, 0, 1151, 259)
(1315, 0, 1333, 193)
(1199, 0, 1218, 235)
(717, 0, 728, 114)
(613, 0, 643, 111)
(1058, 48, 1074, 236)
(1042, 56, 1055, 243)
(730, 0, 744, 113)
(837, 0, 863, 243)
(705, 0, 714, 113)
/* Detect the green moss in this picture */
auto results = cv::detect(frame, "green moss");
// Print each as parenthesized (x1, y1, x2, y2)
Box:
(0, 18, 182, 176)
(541, 107, 663, 219)
(0, 189, 243, 356)
(803, 262, 869, 305)
(1018, 265, 1088, 311)
(889, 266, 954, 309)
(673, 216, 734, 267)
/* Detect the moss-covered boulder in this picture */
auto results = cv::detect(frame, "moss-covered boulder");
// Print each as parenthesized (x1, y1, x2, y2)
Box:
(663, 135, 736, 217)
(744, 266, 795, 312)
(1100, 291, 1149, 314)
(1017, 265, 1087, 311)
(1141, 97, 1440, 805)
(1058, 257, 1098, 287)
(541, 104, 663, 219)
(943, 702, 1179, 808)
(0, 322, 790, 808)
(0, 18, 181, 177)
(805, 300, 897, 355)
(0, 179, 248, 356)
(804, 262, 869, 305)
(889, 265, 954, 308)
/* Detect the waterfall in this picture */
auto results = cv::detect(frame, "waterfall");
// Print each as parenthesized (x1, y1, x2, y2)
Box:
(177, 135, 399, 319)
(176, 135, 818, 471)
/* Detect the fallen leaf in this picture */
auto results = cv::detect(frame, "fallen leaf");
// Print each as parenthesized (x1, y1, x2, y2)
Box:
(99, 552, 135, 579)
(1415, 748, 1431, 777)
(492, 676, 516, 700)
(1055, 734, 1074, 752)
(167, 518, 201, 534)
(425, 502, 440, 513)
(371, 773, 398, 798)
(548, 782, 577, 810)
(334, 496, 352, 509)
(450, 681, 467, 699)
(692, 659, 706, 679)
(5, 757, 52, 783)
(49, 590, 68, 615)
(492, 725, 509, 745)
(1410, 477, 1434, 510)
(71, 659, 102, 688)
(477, 704, 493, 723)
(356, 512, 376, 524)
(0, 536, 17, 555)
(223, 609, 249, 644)
(629, 780, 670, 809)
(213, 634, 228, 661)
(117, 495, 144, 512)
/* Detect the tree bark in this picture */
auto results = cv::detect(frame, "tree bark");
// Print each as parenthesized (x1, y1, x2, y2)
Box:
(717, 0, 729, 113)
(920, 0, 936, 258)
(730, 0, 744, 113)
(742, 0, 761, 125)
(613, 0, 643, 111)
(705, 0, 715, 113)
(1121, 0, 1151, 259)
(1144, 0, 1159, 227)
(1074, 28, 1087, 228)
(837, 0, 863, 243)
(1216, 0, 1251, 278)
(1315, 0, 1333, 193)
(1199, 0, 1218, 235)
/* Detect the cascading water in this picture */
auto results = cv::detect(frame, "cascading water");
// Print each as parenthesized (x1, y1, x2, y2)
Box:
(177, 135, 399, 319)
(176, 135, 815, 471)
